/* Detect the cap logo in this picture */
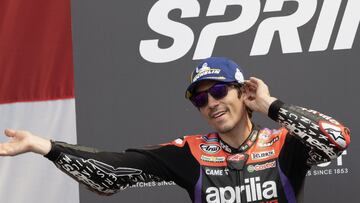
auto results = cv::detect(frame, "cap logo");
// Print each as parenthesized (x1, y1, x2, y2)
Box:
(235, 68, 244, 83)
(192, 63, 221, 82)
(196, 63, 211, 73)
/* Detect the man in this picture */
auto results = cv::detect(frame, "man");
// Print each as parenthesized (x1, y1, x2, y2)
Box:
(0, 57, 351, 203)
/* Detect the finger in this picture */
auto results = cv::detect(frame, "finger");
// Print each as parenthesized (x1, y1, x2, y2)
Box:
(247, 77, 260, 86)
(250, 77, 268, 87)
(244, 83, 258, 94)
(243, 88, 255, 100)
(249, 77, 262, 82)
(242, 86, 249, 96)
(244, 80, 258, 90)
(250, 77, 270, 93)
(250, 77, 268, 88)
(4, 129, 16, 137)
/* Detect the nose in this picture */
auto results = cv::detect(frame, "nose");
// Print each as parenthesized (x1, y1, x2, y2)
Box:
(207, 93, 220, 109)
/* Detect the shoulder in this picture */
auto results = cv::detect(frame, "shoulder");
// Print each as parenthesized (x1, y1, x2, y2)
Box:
(256, 127, 288, 145)
(163, 133, 219, 147)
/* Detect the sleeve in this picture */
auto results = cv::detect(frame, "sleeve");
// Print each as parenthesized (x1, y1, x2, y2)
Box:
(268, 100, 351, 165)
(44, 139, 199, 196)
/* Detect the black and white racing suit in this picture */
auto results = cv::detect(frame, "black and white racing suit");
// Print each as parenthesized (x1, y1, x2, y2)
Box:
(44, 100, 350, 203)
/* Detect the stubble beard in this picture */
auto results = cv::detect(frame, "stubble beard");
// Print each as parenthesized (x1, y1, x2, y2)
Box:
(215, 123, 234, 134)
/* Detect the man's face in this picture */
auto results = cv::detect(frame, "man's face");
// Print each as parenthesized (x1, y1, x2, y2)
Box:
(195, 80, 247, 134)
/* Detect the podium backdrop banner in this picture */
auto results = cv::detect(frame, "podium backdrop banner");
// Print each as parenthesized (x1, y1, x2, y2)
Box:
(72, 0, 359, 202)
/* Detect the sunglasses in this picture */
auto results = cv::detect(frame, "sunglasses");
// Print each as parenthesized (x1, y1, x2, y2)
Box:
(190, 83, 240, 108)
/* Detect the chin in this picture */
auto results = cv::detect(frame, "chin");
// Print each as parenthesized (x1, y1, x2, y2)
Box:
(214, 124, 234, 134)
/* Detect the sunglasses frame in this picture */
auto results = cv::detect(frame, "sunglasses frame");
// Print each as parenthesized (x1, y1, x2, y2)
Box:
(190, 82, 241, 108)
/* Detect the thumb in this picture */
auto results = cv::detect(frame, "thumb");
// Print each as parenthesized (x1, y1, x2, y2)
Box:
(4, 128, 16, 137)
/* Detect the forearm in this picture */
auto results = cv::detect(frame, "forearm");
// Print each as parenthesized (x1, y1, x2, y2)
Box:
(268, 100, 351, 163)
(44, 141, 167, 195)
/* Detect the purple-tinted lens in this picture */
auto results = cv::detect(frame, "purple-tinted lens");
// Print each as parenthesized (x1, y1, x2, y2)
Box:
(190, 83, 229, 108)
(191, 92, 208, 108)
(208, 84, 228, 99)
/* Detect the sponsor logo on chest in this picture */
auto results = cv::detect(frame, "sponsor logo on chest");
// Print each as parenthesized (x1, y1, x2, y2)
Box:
(205, 176, 278, 203)
(200, 143, 221, 154)
(251, 150, 275, 160)
(247, 161, 277, 173)
(204, 168, 229, 176)
(201, 155, 226, 163)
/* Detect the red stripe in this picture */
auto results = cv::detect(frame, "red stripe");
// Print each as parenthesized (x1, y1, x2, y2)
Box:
(0, 96, 75, 105)
(0, 0, 74, 104)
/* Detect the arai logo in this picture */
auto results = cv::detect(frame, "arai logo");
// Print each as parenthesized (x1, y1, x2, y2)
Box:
(200, 144, 221, 154)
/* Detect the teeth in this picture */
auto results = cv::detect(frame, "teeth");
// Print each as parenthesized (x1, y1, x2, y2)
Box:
(213, 111, 226, 118)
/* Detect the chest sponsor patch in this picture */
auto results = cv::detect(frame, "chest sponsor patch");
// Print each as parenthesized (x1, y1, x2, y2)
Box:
(201, 155, 225, 163)
(227, 153, 246, 162)
(247, 161, 276, 173)
(204, 167, 229, 176)
(205, 176, 278, 203)
(251, 149, 275, 160)
(200, 144, 221, 154)
(227, 153, 248, 170)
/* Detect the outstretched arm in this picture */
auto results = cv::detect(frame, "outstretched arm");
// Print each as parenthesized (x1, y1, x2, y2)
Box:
(0, 129, 51, 156)
(0, 129, 167, 195)
(0, 129, 197, 196)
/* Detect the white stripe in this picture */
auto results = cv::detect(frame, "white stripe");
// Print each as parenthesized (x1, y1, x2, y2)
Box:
(0, 99, 79, 203)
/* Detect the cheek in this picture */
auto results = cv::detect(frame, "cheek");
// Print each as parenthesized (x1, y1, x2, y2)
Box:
(228, 100, 245, 116)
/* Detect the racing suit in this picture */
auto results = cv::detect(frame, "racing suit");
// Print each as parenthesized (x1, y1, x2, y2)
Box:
(44, 100, 350, 203)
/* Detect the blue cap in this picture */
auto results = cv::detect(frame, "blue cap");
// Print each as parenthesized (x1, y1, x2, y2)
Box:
(185, 57, 245, 99)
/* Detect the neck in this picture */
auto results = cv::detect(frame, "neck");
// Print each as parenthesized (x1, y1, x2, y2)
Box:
(218, 115, 253, 149)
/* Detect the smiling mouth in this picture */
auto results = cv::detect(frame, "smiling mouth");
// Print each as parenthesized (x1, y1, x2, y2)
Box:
(211, 111, 227, 119)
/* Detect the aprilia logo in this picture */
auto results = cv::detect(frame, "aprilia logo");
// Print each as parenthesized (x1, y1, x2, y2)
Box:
(206, 177, 278, 203)
(140, 0, 359, 63)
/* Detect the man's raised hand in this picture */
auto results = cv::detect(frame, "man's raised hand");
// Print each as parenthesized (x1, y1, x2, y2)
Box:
(243, 77, 277, 115)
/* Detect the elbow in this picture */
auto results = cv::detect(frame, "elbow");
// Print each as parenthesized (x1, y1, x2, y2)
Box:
(319, 121, 351, 151)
